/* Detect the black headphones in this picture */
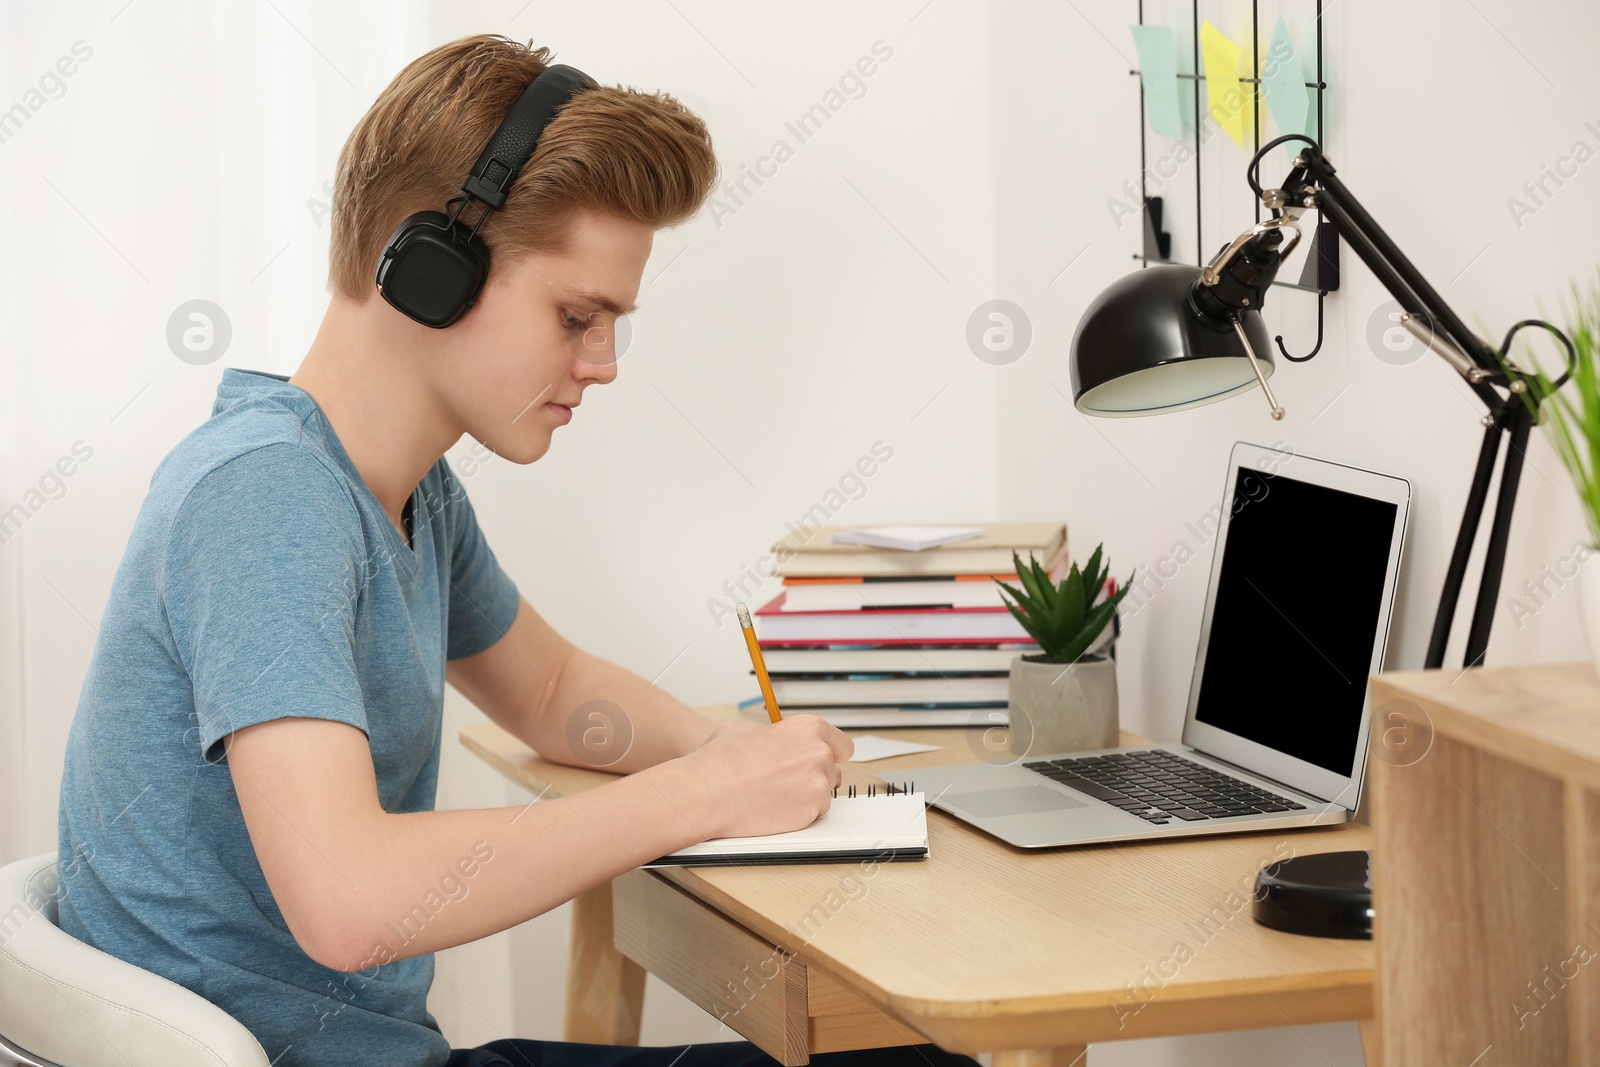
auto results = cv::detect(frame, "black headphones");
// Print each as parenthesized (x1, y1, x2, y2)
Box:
(374, 63, 596, 328)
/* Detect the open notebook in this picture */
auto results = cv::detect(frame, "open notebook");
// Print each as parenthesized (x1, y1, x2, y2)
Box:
(644, 792, 930, 867)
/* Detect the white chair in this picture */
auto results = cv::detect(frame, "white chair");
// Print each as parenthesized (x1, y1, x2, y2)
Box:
(0, 852, 270, 1067)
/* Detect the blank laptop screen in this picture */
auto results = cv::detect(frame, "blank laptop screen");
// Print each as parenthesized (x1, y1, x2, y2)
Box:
(1192, 466, 1399, 775)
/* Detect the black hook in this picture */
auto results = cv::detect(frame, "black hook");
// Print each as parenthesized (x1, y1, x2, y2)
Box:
(1273, 289, 1326, 363)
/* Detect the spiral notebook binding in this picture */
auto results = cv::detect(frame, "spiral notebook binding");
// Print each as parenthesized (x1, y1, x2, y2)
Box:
(834, 781, 914, 798)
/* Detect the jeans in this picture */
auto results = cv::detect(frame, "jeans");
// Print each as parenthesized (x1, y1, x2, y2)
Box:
(446, 1038, 982, 1066)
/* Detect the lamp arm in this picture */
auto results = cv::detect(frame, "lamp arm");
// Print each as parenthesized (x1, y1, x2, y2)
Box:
(1249, 138, 1555, 671)
(1287, 149, 1513, 667)
(1228, 138, 1586, 670)
(1281, 147, 1508, 413)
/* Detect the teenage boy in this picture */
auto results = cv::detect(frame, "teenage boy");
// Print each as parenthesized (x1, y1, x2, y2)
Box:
(57, 33, 976, 1067)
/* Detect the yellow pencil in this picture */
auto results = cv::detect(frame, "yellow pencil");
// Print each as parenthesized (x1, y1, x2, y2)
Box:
(735, 602, 782, 723)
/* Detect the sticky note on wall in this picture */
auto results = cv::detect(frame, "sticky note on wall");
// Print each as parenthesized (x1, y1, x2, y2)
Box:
(1131, 25, 1185, 139)
(1199, 20, 1250, 148)
(1261, 15, 1311, 142)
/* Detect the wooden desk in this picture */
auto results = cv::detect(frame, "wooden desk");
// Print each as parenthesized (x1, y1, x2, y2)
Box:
(461, 715, 1374, 1064)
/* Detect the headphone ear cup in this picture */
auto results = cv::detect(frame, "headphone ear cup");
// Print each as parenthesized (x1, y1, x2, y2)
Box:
(375, 211, 491, 328)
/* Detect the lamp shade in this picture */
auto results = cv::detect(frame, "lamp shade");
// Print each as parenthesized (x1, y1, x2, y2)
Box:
(1070, 264, 1275, 417)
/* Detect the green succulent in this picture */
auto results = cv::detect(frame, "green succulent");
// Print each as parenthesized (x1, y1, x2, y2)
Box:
(995, 544, 1132, 663)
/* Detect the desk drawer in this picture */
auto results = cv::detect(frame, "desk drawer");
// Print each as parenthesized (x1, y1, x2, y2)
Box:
(612, 869, 913, 1065)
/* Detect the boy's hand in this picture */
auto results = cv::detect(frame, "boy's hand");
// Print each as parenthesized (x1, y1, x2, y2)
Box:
(658, 714, 853, 840)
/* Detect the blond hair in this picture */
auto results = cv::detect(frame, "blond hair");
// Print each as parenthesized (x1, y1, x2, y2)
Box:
(328, 34, 717, 299)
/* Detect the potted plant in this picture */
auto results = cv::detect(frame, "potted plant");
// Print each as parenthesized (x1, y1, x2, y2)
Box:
(1515, 278, 1600, 672)
(995, 544, 1133, 757)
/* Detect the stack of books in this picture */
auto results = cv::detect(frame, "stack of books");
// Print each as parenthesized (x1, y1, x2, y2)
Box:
(747, 522, 1067, 727)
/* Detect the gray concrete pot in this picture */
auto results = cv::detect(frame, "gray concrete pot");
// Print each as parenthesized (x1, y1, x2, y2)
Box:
(1007, 653, 1119, 758)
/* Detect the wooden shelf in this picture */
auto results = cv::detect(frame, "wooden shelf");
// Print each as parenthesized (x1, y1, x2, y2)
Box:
(1370, 662, 1600, 1066)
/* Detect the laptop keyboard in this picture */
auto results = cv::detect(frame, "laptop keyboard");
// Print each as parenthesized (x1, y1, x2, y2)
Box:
(1022, 749, 1308, 826)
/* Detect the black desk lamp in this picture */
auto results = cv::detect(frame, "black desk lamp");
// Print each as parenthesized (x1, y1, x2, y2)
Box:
(1072, 134, 1574, 672)
(1069, 134, 1575, 937)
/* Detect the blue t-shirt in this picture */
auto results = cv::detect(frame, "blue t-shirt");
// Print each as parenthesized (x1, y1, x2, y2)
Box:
(56, 368, 520, 1067)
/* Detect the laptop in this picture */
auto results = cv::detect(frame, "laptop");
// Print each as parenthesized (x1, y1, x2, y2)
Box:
(882, 442, 1411, 849)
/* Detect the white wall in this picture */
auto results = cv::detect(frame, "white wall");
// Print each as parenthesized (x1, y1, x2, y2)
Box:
(989, 1, 1599, 1063)
(0, 0, 998, 1054)
(2, 1, 1595, 1063)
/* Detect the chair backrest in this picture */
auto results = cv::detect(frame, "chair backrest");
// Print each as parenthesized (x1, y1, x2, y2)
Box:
(0, 853, 270, 1067)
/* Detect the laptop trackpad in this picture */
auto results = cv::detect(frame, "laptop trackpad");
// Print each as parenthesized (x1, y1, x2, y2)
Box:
(948, 784, 1088, 818)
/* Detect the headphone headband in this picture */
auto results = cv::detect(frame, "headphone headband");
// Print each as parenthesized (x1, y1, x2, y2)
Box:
(463, 63, 595, 209)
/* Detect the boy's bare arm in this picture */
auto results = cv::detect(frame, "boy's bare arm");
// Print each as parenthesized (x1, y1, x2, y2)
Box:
(446, 595, 753, 772)
(225, 710, 848, 972)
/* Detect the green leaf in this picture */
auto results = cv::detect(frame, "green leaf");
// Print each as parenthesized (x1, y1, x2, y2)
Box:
(1013, 551, 1049, 606)
(1035, 556, 1062, 617)
(1101, 574, 1136, 616)
(995, 578, 1042, 621)
(1000, 598, 1044, 645)
(995, 573, 1053, 647)
(1079, 544, 1104, 604)
(1058, 566, 1086, 645)
(1059, 599, 1120, 662)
